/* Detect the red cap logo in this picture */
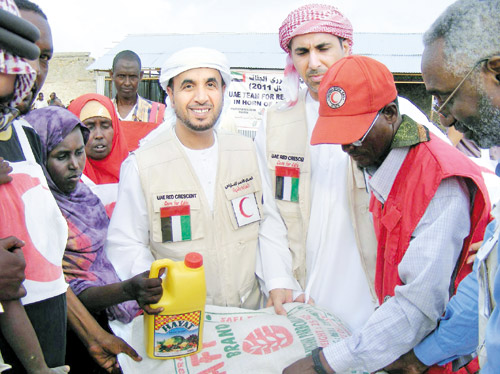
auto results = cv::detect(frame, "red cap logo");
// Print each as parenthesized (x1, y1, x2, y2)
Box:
(326, 86, 346, 109)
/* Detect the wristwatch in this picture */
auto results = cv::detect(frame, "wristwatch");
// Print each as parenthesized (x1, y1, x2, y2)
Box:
(311, 347, 328, 374)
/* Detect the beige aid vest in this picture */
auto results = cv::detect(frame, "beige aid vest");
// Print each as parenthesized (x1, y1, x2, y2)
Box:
(135, 129, 263, 309)
(347, 159, 379, 303)
(265, 90, 378, 299)
(265, 90, 311, 288)
(477, 218, 499, 367)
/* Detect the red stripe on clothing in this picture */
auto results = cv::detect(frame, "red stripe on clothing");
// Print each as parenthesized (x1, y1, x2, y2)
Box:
(275, 166, 300, 178)
(161, 205, 190, 218)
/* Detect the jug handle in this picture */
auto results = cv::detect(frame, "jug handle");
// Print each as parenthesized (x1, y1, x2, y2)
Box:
(149, 258, 173, 278)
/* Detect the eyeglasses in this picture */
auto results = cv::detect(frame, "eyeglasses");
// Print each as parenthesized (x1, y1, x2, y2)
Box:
(435, 58, 489, 115)
(351, 111, 381, 147)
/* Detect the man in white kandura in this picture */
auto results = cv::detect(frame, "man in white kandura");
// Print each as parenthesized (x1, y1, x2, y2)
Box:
(106, 47, 264, 309)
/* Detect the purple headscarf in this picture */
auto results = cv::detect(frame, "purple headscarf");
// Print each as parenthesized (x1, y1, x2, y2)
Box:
(25, 106, 140, 323)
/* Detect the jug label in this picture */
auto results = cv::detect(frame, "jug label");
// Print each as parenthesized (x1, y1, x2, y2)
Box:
(153, 311, 201, 357)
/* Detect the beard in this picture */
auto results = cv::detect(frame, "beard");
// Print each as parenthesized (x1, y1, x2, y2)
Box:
(455, 93, 500, 149)
(174, 105, 222, 133)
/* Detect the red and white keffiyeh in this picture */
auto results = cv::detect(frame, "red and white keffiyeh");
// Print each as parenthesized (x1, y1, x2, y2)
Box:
(278, 4, 353, 106)
(279, 4, 353, 54)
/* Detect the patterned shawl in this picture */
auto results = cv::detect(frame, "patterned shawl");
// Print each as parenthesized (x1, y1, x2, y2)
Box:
(0, 0, 36, 108)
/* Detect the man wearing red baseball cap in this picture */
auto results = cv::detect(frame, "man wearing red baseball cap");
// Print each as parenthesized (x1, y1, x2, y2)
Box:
(255, 4, 451, 334)
(284, 55, 491, 373)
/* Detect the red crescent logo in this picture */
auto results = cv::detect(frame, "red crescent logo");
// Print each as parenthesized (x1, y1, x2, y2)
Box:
(0, 173, 62, 282)
(239, 196, 252, 218)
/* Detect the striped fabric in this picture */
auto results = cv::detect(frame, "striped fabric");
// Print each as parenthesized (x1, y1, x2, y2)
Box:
(275, 166, 299, 202)
(161, 205, 192, 242)
(278, 4, 353, 54)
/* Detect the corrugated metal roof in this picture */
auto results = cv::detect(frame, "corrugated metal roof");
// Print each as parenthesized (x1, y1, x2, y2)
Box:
(89, 32, 424, 74)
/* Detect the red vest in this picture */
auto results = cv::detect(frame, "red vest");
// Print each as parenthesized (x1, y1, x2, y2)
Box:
(370, 136, 490, 374)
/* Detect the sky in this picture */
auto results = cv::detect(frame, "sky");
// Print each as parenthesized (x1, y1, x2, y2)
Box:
(35, 0, 457, 59)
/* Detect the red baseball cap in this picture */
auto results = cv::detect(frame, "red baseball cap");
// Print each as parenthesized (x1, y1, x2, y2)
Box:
(311, 55, 397, 145)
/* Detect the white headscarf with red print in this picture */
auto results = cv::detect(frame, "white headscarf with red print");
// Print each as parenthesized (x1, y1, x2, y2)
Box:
(0, 0, 36, 109)
(278, 4, 353, 107)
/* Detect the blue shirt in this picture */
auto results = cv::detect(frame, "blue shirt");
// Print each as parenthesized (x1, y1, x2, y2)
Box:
(414, 217, 500, 373)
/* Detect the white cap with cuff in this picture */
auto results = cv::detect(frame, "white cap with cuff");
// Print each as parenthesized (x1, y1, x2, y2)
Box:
(159, 47, 231, 91)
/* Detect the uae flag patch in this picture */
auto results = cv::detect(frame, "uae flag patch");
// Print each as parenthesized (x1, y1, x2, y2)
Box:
(160, 205, 191, 243)
(275, 166, 299, 202)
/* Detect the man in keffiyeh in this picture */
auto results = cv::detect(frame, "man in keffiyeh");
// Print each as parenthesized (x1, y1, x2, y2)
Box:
(278, 3, 353, 107)
(254, 2, 454, 363)
(255, 3, 376, 328)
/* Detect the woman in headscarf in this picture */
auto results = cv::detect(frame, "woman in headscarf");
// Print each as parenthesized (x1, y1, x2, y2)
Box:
(67, 93, 127, 184)
(25, 106, 162, 321)
(26, 105, 162, 369)
(25, 107, 162, 372)
(67, 94, 129, 215)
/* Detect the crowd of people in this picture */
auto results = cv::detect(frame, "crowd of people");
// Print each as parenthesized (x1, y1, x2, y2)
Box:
(0, 0, 499, 373)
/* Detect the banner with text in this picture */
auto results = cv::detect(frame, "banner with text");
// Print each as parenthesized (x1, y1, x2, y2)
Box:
(228, 70, 285, 132)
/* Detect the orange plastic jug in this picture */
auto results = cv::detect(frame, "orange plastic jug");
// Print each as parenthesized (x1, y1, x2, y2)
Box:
(144, 252, 206, 359)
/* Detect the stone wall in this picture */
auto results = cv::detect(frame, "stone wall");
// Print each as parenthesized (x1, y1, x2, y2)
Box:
(41, 52, 97, 107)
